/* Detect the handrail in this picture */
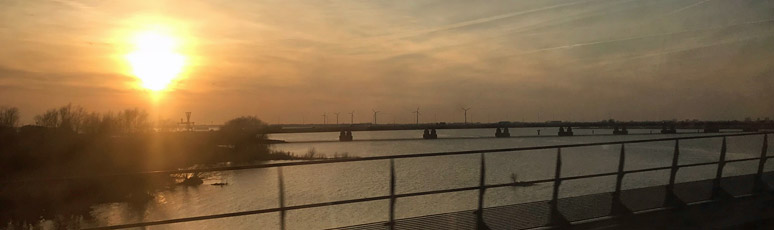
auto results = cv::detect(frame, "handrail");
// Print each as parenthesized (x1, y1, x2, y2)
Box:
(4, 131, 771, 184)
(15, 132, 774, 230)
(82, 155, 774, 230)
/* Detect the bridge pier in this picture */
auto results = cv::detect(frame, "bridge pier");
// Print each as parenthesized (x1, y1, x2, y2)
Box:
(423, 129, 438, 139)
(704, 125, 720, 133)
(558, 126, 574, 136)
(613, 125, 629, 135)
(495, 127, 510, 137)
(339, 131, 353, 141)
(661, 124, 677, 134)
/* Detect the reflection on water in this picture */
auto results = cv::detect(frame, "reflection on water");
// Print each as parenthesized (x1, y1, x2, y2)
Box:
(11, 129, 772, 230)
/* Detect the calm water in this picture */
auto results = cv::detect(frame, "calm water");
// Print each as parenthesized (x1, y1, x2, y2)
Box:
(27, 129, 774, 229)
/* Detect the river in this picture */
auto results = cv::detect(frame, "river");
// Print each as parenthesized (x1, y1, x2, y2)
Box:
(22, 129, 774, 230)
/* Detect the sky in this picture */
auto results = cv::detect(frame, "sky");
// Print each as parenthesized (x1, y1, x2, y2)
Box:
(1, 0, 773, 125)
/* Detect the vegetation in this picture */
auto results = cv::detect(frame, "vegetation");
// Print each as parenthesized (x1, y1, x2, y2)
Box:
(0, 104, 346, 226)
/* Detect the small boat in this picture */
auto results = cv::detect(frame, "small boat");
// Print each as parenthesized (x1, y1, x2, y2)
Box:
(212, 182, 228, 186)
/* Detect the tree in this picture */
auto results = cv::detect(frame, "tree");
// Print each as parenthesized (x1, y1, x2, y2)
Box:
(33, 104, 150, 134)
(33, 104, 86, 132)
(220, 116, 268, 153)
(221, 116, 266, 133)
(0, 106, 20, 127)
(35, 108, 60, 128)
(117, 108, 149, 133)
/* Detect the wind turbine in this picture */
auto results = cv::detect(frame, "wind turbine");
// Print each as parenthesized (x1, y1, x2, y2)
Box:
(349, 111, 355, 124)
(372, 109, 380, 124)
(333, 112, 340, 125)
(461, 107, 471, 124)
(412, 107, 421, 125)
(321, 113, 327, 125)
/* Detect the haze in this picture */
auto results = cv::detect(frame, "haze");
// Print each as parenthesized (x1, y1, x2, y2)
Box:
(1, 0, 773, 125)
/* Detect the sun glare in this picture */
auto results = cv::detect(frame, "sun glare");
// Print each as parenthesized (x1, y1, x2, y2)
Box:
(126, 29, 186, 91)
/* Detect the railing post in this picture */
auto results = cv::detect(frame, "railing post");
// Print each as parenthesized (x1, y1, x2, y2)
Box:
(476, 153, 489, 230)
(387, 159, 396, 229)
(549, 148, 569, 226)
(611, 144, 632, 216)
(664, 140, 686, 208)
(277, 167, 286, 230)
(712, 137, 732, 200)
(755, 134, 769, 192)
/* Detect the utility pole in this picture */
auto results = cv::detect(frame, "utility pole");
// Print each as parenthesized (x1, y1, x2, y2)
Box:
(412, 107, 421, 125)
(372, 110, 380, 124)
(322, 113, 327, 125)
(462, 107, 471, 124)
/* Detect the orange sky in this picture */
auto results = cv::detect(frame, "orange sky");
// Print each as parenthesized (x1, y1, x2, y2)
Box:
(1, 0, 773, 125)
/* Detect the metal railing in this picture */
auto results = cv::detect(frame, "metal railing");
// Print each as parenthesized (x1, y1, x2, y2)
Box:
(61, 132, 771, 230)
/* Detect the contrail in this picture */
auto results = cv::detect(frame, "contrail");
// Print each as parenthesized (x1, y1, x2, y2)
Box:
(498, 18, 774, 58)
(390, 0, 608, 40)
(662, 0, 713, 17)
(377, 0, 636, 61)
(580, 33, 774, 66)
(49, 0, 93, 12)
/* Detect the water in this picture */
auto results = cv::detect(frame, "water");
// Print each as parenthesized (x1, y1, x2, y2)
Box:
(20, 129, 773, 230)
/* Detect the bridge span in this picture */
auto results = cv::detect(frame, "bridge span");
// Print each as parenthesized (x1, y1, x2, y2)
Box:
(266, 121, 772, 142)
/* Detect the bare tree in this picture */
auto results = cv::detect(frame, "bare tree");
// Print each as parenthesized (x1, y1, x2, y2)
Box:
(0, 106, 20, 127)
(35, 108, 60, 128)
(34, 104, 87, 131)
(118, 108, 150, 133)
(33, 104, 150, 134)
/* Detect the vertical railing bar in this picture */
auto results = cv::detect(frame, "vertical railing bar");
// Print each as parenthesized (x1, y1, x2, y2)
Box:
(668, 140, 680, 190)
(549, 148, 568, 226)
(757, 134, 769, 179)
(476, 153, 487, 229)
(277, 167, 286, 230)
(611, 144, 631, 216)
(714, 137, 727, 186)
(551, 148, 562, 205)
(388, 159, 396, 229)
(755, 134, 769, 193)
(664, 139, 686, 208)
(615, 144, 626, 195)
(712, 137, 730, 200)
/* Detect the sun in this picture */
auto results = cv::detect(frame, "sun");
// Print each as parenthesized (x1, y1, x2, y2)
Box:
(126, 29, 186, 91)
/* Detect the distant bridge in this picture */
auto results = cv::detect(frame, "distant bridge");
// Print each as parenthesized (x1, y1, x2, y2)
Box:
(265, 121, 772, 141)
(266, 121, 771, 133)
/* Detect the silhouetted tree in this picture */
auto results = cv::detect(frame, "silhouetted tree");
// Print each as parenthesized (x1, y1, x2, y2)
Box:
(33, 104, 150, 134)
(0, 106, 19, 128)
(35, 108, 60, 128)
(117, 108, 149, 133)
(220, 116, 269, 157)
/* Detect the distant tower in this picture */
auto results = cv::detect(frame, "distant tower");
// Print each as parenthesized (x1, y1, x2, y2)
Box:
(372, 110, 380, 124)
(349, 111, 355, 124)
(180, 112, 193, 131)
(412, 107, 421, 125)
(461, 107, 471, 124)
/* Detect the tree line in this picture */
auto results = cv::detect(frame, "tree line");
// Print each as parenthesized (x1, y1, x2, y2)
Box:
(0, 104, 299, 226)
